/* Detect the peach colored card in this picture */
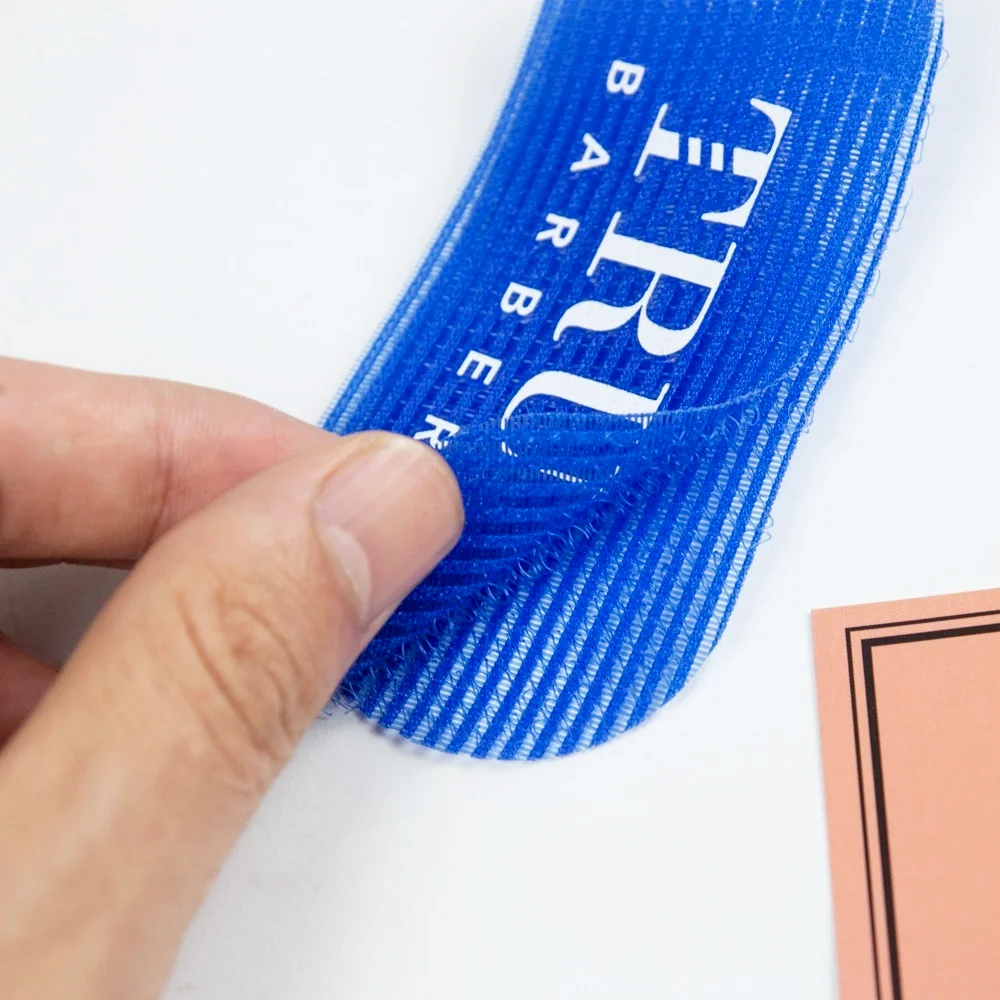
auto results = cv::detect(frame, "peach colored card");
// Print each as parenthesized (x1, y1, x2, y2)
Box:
(812, 589, 1000, 1000)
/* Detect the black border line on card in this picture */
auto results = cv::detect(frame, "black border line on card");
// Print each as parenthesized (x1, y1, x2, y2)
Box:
(843, 609, 1000, 1000)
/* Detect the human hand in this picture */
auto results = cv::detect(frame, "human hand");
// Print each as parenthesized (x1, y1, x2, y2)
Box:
(0, 358, 463, 999)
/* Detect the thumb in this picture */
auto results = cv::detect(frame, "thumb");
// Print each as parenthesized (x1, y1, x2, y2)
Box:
(0, 431, 462, 1000)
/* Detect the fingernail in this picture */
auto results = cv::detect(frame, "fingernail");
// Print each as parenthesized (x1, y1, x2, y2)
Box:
(314, 436, 463, 627)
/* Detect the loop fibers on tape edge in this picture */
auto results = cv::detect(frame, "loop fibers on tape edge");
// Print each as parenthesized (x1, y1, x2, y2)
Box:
(323, 0, 944, 760)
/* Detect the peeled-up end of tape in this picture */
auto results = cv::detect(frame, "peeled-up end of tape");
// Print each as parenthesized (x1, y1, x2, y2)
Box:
(323, 0, 944, 759)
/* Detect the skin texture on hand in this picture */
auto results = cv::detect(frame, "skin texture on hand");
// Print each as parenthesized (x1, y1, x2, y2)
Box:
(0, 357, 464, 1000)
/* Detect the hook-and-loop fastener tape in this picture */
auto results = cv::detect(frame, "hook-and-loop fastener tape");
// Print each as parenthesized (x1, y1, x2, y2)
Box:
(324, 0, 943, 759)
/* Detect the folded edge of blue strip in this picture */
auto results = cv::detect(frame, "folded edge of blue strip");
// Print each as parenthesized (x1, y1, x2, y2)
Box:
(323, 0, 944, 759)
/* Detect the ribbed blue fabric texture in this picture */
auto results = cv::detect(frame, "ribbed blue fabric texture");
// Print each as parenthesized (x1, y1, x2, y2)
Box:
(323, 0, 943, 759)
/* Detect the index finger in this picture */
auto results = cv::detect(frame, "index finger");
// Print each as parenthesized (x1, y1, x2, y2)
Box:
(0, 357, 328, 562)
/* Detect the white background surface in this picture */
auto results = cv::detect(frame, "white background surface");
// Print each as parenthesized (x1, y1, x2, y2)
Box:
(1, 1, 998, 997)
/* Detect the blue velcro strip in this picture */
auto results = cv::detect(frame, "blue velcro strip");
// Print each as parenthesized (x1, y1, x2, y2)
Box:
(323, 0, 943, 759)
